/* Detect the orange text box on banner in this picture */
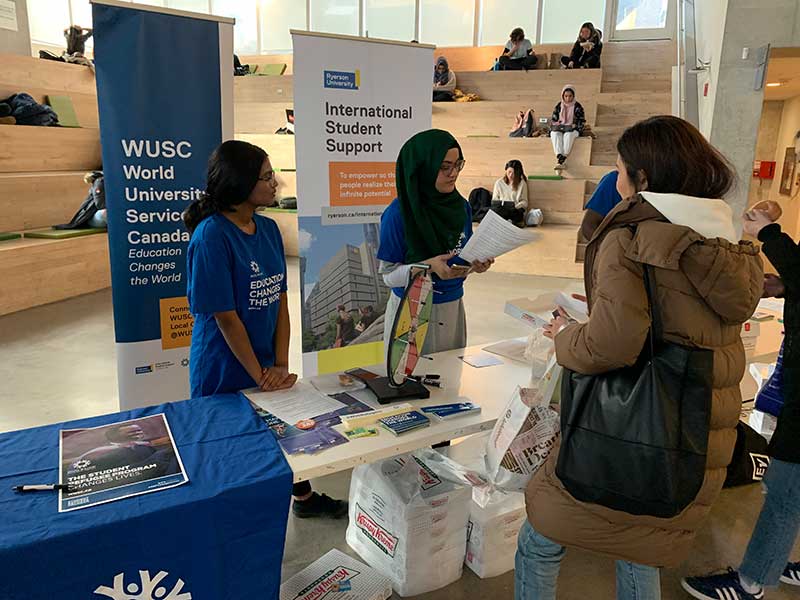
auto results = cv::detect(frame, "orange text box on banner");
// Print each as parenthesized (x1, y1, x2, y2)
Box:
(159, 296, 194, 350)
(329, 161, 396, 206)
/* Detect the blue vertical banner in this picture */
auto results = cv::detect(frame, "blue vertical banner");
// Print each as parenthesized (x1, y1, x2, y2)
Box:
(93, 1, 233, 409)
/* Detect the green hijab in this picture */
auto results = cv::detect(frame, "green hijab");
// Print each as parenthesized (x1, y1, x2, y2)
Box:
(396, 129, 467, 263)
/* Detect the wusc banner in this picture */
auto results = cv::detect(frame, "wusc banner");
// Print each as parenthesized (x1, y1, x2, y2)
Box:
(292, 31, 433, 376)
(93, 1, 233, 409)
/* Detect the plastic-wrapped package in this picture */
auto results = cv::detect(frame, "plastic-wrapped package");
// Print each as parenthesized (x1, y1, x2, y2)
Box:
(346, 449, 480, 597)
(465, 487, 527, 579)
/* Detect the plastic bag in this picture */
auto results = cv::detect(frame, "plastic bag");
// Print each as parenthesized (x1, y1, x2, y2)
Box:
(484, 355, 561, 491)
(346, 449, 481, 597)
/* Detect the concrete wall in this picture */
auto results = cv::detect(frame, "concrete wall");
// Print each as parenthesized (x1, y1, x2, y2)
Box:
(769, 95, 800, 236)
(695, 0, 729, 138)
(706, 0, 800, 229)
(749, 101, 785, 208)
(0, 0, 30, 56)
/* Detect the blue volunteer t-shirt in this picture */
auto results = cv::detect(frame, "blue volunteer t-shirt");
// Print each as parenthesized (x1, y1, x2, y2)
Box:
(377, 198, 472, 304)
(187, 213, 287, 398)
(585, 170, 622, 218)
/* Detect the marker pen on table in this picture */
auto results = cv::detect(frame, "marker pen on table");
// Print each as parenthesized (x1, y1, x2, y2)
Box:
(13, 484, 70, 493)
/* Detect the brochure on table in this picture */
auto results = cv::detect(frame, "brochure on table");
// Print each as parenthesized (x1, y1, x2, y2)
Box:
(59, 414, 188, 512)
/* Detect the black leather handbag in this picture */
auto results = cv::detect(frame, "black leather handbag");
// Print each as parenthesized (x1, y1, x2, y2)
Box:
(555, 265, 714, 518)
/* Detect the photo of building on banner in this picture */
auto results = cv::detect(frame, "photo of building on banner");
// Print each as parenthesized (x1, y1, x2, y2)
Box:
(291, 31, 434, 376)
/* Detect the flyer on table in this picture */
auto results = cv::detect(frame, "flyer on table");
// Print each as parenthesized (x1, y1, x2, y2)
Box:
(291, 31, 433, 376)
(59, 414, 188, 512)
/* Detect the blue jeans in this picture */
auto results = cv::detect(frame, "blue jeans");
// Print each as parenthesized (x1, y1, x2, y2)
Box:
(515, 520, 661, 600)
(740, 458, 800, 587)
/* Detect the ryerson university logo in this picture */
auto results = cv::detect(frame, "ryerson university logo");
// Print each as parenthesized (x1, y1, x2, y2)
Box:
(94, 570, 191, 600)
(323, 69, 360, 90)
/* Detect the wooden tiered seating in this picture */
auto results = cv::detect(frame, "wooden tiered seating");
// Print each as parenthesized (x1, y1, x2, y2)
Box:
(0, 53, 108, 316)
(236, 42, 675, 278)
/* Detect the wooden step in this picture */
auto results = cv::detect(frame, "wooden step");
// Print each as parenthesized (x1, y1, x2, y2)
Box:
(234, 133, 296, 170)
(0, 233, 110, 316)
(235, 101, 293, 134)
(234, 75, 294, 103)
(432, 100, 597, 136)
(458, 136, 592, 179)
(0, 125, 101, 172)
(491, 223, 583, 279)
(0, 54, 97, 96)
(455, 69, 601, 102)
(0, 171, 90, 232)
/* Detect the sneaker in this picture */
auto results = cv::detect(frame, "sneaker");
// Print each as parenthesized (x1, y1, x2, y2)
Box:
(681, 569, 764, 600)
(781, 562, 800, 585)
(291, 492, 348, 519)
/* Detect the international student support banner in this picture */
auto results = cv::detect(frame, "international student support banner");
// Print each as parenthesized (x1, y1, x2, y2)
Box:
(93, 1, 233, 409)
(292, 31, 433, 376)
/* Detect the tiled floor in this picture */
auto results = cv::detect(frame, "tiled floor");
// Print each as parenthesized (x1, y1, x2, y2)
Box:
(1, 260, 796, 599)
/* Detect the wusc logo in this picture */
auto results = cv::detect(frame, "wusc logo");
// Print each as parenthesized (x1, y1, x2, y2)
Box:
(250, 260, 261, 274)
(94, 570, 191, 600)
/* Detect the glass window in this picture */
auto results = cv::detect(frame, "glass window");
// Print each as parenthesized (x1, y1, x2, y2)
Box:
(540, 0, 606, 44)
(480, 0, 537, 46)
(365, 0, 415, 42)
(27, 0, 71, 44)
(70, 1, 93, 29)
(420, 0, 474, 47)
(261, 0, 306, 53)
(615, 0, 668, 30)
(211, 0, 258, 54)
(310, 0, 359, 36)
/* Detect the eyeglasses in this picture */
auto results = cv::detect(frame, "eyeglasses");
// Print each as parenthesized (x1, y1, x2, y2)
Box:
(439, 159, 466, 175)
(258, 171, 276, 183)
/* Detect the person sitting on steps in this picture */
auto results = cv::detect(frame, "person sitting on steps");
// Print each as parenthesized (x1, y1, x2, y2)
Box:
(498, 28, 538, 71)
(492, 160, 528, 226)
(550, 85, 585, 170)
(561, 22, 603, 69)
(432, 56, 456, 102)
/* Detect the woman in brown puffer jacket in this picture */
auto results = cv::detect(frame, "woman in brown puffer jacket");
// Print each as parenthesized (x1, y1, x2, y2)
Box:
(515, 116, 764, 600)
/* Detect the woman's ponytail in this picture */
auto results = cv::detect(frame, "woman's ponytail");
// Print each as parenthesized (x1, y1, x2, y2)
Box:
(183, 193, 216, 234)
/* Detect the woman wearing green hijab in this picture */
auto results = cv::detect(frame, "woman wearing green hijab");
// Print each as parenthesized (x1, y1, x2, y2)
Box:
(377, 129, 494, 354)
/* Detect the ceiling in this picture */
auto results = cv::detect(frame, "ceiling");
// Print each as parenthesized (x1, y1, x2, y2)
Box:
(764, 48, 800, 101)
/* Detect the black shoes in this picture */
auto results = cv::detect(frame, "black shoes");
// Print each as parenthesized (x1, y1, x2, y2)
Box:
(292, 492, 349, 519)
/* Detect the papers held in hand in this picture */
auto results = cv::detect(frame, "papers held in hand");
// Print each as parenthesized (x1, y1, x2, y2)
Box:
(458, 210, 536, 263)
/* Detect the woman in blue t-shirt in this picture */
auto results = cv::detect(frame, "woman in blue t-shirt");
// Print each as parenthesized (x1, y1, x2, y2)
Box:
(183, 140, 346, 519)
(378, 129, 494, 355)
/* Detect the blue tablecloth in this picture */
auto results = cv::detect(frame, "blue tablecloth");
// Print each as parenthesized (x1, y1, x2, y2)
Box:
(0, 393, 293, 599)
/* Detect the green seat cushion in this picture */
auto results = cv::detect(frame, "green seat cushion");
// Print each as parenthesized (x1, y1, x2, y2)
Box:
(47, 95, 81, 128)
(0, 232, 22, 241)
(24, 228, 106, 239)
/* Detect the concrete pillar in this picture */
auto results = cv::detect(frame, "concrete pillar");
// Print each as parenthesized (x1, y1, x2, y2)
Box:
(706, 0, 800, 227)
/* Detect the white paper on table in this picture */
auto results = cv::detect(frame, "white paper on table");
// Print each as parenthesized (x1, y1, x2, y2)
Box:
(758, 297, 784, 314)
(247, 381, 346, 424)
(460, 353, 504, 368)
(459, 209, 536, 263)
(483, 338, 528, 363)
(553, 291, 588, 322)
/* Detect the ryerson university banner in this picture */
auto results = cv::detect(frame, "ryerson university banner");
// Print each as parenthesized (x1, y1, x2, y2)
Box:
(292, 31, 433, 376)
(93, 1, 233, 408)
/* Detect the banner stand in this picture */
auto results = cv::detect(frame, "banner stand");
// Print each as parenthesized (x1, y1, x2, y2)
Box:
(291, 31, 434, 377)
(92, 0, 233, 409)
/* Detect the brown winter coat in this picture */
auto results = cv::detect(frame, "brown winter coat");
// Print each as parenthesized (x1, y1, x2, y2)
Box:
(525, 195, 763, 568)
